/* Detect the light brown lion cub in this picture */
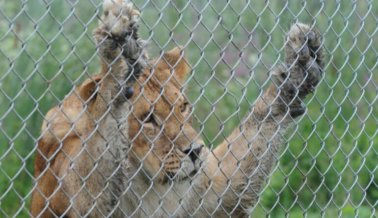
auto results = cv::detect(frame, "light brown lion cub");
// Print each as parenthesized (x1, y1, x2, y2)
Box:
(31, 0, 324, 217)
(31, 0, 147, 217)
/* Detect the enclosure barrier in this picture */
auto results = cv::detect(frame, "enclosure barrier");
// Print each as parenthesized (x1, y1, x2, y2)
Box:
(0, 0, 377, 217)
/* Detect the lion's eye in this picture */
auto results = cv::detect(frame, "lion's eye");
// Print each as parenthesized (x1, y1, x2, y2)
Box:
(181, 102, 191, 114)
(141, 111, 157, 126)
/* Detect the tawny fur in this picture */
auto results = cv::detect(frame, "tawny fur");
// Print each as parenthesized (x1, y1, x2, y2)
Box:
(31, 1, 324, 217)
(31, 0, 148, 217)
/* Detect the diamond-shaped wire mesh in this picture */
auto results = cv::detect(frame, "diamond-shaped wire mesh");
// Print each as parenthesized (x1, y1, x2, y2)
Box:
(0, 0, 377, 217)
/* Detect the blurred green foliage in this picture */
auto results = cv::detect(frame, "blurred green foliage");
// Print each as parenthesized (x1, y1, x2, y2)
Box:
(0, 0, 377, 217)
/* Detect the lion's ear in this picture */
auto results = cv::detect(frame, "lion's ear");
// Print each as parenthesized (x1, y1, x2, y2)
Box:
(162, 46, 190, 84)
(78, 75, 103, 102)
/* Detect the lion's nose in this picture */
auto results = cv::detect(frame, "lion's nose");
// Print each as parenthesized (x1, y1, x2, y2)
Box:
(183, 144, 203, 163)
(123, 86, 134, 99)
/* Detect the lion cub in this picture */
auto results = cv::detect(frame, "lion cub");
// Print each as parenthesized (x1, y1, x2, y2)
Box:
(31, 0, 147, 217)
(31, 0, 324, 217)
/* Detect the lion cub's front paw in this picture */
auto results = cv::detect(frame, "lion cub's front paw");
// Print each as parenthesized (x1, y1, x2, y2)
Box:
(272, 23, 324, 117)
(93, 0, 148, 100)
(285, 23, 323, 95)
(94, 0, 147, 76)
(94, 0, 143, 59)
(102, 0, 140, 40)
(285, 23, 322, 64)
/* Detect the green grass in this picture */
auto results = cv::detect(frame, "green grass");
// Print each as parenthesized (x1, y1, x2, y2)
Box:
(0, 0, 377, 217)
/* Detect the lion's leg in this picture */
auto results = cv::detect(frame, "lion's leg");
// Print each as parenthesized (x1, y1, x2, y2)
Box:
(61, 1, 146, 217)
(91, 0, 147, 117)
(196, 23, 324, 216)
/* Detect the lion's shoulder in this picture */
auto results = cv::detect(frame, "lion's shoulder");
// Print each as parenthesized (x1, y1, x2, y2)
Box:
(34, 76, 102, 176)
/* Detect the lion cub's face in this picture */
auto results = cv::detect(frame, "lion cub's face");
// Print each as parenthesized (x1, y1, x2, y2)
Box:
(129, 47, 204, 183)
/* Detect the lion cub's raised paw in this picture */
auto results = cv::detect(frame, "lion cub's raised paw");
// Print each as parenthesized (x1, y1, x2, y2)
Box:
(102, 0, 140, 39)
(285, 22, 323, 95)
(94, 0, 145, 59)
(272, 23, 324, 117)
(94, 0, 147, 81)
(285, 22, 323, 66)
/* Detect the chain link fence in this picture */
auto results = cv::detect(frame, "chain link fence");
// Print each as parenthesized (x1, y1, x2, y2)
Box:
(0, 0, 377, 217)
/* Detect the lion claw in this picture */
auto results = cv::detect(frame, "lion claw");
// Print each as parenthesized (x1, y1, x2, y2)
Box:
(289, 104, 306, 118)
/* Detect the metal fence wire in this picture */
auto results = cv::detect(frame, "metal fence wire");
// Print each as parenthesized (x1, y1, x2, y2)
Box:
(0, 0, 377, 217)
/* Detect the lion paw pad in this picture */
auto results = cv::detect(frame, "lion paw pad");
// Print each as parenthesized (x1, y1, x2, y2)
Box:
(286, 23, 322, 62)
(100, 0, 140, 39)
